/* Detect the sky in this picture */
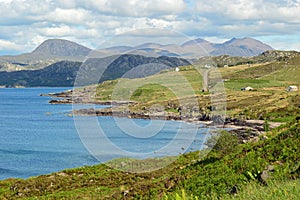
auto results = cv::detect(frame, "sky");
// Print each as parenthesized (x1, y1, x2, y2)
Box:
(0, 0, 300, 55)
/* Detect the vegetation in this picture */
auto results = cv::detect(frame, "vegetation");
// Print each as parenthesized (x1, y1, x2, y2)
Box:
(1, 50, 300, 199)
(91, 51, 300, 122)
(0, 119, 299, 199)
(166, 179, 300, 200)
(0, 55, 189, 87)
(205, 131, 240, 157)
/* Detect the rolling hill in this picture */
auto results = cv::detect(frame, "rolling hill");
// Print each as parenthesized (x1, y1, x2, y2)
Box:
(0, 54, 190, 87)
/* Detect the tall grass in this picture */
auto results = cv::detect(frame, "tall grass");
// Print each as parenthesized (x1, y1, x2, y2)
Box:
(165, 179, 300, 200)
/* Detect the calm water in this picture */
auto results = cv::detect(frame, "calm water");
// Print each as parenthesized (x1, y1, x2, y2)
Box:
(0, 88, 209, 180)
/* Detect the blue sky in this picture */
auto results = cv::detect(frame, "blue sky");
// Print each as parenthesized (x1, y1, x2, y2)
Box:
(0, 0, 299, 55)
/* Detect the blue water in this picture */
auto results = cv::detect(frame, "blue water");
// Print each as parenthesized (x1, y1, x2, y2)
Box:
(0, 88, 209, 180)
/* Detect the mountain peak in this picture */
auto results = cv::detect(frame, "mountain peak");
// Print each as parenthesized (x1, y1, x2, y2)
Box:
(224, 37, 272, 46)
(32, 39, 91, 57)
(135, 42, 162, 49)
(181, 38, 210, 47)
(211, 37, 274, 56)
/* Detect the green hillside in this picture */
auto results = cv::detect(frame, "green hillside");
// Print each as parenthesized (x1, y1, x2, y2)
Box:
(1, 51, 299, 199)
(0, 119, 299, 199)
(88, 52, 300, 122)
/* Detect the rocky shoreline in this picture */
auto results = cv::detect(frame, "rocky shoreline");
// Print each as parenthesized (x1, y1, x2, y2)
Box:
(42, 90, 285, 143)
(72, 107, 284, 142)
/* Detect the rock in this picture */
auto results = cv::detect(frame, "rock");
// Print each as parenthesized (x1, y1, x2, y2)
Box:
(49, 99, 73, 104)
(123, 190, 129, 196)
(120, 162, 126, 167)
(291, 165, 300, 179)
(259, 164, 275, 185)
(228, 185, 238, 194)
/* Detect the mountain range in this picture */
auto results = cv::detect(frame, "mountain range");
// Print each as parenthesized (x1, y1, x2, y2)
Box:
(0, 54, 190, 87)
(0, 37, 273, 72)
(0, 37, 275, 87)
(88, 37, 273, 60)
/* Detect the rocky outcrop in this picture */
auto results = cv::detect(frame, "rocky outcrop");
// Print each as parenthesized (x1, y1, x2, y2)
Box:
(49, 99, 73, 104)
(72, 108, 182, 121)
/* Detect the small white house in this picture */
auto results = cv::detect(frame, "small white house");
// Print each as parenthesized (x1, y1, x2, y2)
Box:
(286, 85, 298, 92)
(175, 67, 180, 72)
(241, 86, 254, 91)
(204, 64, 211, 68)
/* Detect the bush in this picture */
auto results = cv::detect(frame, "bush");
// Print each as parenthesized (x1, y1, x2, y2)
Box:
(206, 131, 239, 156)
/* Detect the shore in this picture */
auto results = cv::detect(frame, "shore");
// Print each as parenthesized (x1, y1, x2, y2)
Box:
(41, 90, 285, 143)
(73, 107, 285, 142)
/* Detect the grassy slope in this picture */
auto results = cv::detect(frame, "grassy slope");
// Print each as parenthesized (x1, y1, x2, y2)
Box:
(96, 65, 202, 101)
(1, 53, 300, 199)
(219, 55, 300, 121)
(95, 65, 204, 114)
(0, 120, 299, 199)
(94, 55, 300, 122)
(170, 179, 300, 200)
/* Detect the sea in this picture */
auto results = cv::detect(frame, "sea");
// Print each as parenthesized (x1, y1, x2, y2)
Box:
(0, 88, 212, 180)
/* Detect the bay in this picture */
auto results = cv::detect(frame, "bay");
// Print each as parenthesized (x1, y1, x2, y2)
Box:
(0, 88, 209, 180)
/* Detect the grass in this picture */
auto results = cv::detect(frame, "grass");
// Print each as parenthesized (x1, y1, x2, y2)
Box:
(130, 83, 178, 102)
(224, 79, 284, 90)
(91, 56, 300, 122)
(1, 119, 299, 199)
(263, 55, 300, 85)
(1, 52, 300, 199)
(96, 66, 203, 102)
(166, 179, 300, 200)
(224, 179, 300, 200)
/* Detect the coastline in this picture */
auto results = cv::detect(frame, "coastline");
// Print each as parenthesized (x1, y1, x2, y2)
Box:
(42, 90, 285, 143)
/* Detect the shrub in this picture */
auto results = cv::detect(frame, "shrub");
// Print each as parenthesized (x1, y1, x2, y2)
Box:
(206, 131, 239, 157)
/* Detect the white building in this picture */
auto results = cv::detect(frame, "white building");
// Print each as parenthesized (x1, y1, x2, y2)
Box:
(286, 85, 298, 92)
(241, 86, 254, 91)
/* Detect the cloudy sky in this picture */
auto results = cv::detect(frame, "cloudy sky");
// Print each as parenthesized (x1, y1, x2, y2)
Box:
(0, 0, 300, 55)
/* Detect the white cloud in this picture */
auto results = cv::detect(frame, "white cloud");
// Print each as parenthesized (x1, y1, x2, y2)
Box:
(52, 0, 77, 9)
(195, 0, 300, 23)
(274, 42, 300, 51)
(39, 25, 73, 37)
(0, 39, 21, 51)
(0, 0, 13, 3)
(0, 0, 300, 54)
(256, 34, 300, 51)
(31, 35, 49, 48)
(45, 8, 93, 25)
(76, 0, 186, 17)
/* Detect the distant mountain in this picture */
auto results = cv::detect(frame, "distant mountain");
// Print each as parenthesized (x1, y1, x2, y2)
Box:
(181, 38, 215, 54)
(135, 43, 163, 49)
(98, 37, 274, 58)
(32, 39, 91, 58)
(0, 54, 190, 87)
(0, 39, 92, 72)
(211, 37, 273, 56)
(0, 37, 273, 72)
